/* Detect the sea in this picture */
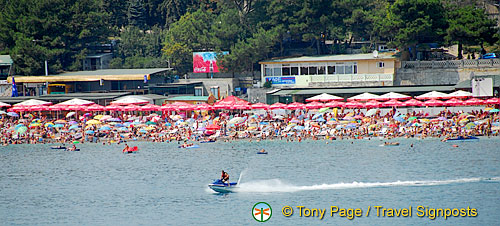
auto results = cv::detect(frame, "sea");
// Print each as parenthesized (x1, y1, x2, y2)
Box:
(1, 138, 499, 225)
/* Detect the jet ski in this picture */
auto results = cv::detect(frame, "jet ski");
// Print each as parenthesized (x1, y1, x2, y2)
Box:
(445, 136, 479, 142)
(208, 179, 238, 193)
(50, 146, 67, 150)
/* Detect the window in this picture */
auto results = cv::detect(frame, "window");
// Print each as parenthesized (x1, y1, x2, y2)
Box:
(291, 67, 299, 75)
(353, 64, 357, 74)
(265, 68, 272, 76)
(327, 65, 335, 74)
(308, 66, 318, 75)
(273, 67, 282, 76)
(195, 87, 203, 96)
(345, 65, 353, 74)
(210, 87, 219, 99)
(378, 62, 385, 68)
(300, 66, 309, 75)
(336, 65, 345, 74)
(318, 66, 326, 75)
(282, 67, 290, 76)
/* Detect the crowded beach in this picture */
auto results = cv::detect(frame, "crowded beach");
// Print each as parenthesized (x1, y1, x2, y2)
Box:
(0, 91, 499, 147)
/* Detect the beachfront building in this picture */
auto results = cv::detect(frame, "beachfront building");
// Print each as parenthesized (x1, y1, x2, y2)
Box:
(259, 52, 397, 88)
(6, 68, 172, 96)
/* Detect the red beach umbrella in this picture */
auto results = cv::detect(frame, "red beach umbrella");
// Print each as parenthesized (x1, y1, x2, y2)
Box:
(485, 97, 500, 105)
(382, 99, 404, 107)
(85, 104, 105, 111)
(67, 105, 85, 111)
(140, 104, 160, 111)
(105, 105, 121, 111)
(463, 98, 485, 106)
(403, 99, 424, 107)
(304, 102, 324, 109)
(364, 100, 382, 108)
(324, 101, 345, 108)
(160, 104, 174, 111)
(286, 102, 306, 110)
(195, 103, 215, 111)
(345, 101, 364, 108)
(123, 104, 139, 111)
(423, 99, 445, 107)
(28, 105, 48, 111)
(443, 98, 464, 106)
(48, 105, 63, 111)
(269, 103, 287, 110)
(251, 103, 270, 110)
(231, 103, 250, 110)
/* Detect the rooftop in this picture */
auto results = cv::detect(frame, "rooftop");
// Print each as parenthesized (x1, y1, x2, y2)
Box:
(0, 92, 131, 104)
(0, 55, 13, 65)
(260, 52, 396, 64)
(166, 96, 209, 101)
(7, 68, 172, 83)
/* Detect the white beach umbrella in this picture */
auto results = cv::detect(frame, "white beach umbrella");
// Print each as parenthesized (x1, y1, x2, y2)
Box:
(110, 96, 150, 105)
(347, 92, 380, 101)
(14, 99, 52, 106)
(445, 90, 473, 99)
(0, 101, 11, 107)
(57, 98, 94, 106)
(306, 93, 344, 102)
(416, 91, 448, 100)
(377, 92, 411, 101)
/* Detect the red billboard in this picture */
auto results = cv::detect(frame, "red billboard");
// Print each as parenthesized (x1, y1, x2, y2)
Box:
(193, 52, 228, 73)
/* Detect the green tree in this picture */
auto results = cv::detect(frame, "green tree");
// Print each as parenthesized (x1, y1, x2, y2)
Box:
(159, 0, 200, 27)
(219, 27, 279, 73)
(161, 9, 215, 74)
(103, 0, 129, 32)
(127, 0, 147, 29)
(378, 0, 447, 60)
(115, 25, 167, 68)
(445, 5, 498, 59)
(0, 0, 110, 75)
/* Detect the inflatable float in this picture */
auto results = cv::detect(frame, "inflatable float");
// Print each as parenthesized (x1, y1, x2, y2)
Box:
(123, 146, 138, 153)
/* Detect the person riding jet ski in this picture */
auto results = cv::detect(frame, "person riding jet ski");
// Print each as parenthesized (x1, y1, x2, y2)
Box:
(221, 170, 230, 185)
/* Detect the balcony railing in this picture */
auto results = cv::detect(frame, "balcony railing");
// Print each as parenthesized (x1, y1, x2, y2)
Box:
(401, 59, 500, 69)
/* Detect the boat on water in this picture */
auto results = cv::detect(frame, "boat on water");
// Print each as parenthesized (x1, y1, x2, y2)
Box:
(445, 136, 479, 142)
(178, 144, 199, 149)
(208, 179, 238, 193)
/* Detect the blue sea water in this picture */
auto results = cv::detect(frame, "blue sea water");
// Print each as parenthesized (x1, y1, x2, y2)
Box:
(0, 138, 499, 225)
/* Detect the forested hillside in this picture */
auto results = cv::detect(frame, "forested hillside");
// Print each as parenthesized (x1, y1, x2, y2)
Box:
(0, 0, 498, 76)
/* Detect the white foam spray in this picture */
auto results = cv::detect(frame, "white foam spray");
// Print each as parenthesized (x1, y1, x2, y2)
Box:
(232, 177, 500, 193)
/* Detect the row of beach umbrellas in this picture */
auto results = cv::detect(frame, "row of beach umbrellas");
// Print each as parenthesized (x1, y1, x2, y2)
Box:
(3, 92, 500, 114)
(305, 90, 479, 102)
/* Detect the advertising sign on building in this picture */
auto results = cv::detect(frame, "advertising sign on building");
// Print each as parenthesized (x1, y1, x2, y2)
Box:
(472, 77, 493, 97)
(193, 52, 228, 73)
(265, 77, 296, 85)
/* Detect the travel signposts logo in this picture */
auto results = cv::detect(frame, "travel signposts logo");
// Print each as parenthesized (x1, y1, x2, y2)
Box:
(252, 202, 272, 222)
